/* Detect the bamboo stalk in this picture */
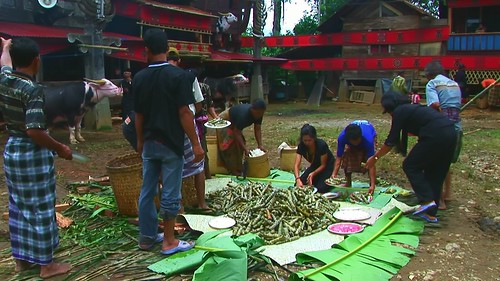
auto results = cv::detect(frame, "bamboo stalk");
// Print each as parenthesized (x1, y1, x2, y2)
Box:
(214, 174, 295, 184)
(301, 210, 404, 279)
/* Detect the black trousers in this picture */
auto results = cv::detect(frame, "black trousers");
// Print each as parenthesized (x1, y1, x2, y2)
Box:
(300, 163, 334, 193)
(402, 126, 456, 216)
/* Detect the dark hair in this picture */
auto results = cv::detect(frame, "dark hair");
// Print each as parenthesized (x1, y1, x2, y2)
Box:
(300, 124, 317, 141)
(345, 124, 362, 141)
(424, 60, 444, 78)
(143, 28, 168, 55)
(10, 37, 39, 68)
(123, 68, 131, 72)
(381, 91, 410, 114)
(251, 98, 267, 110)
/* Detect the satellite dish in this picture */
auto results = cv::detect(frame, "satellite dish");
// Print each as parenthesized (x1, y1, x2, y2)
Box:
(38, 0, 58, 9)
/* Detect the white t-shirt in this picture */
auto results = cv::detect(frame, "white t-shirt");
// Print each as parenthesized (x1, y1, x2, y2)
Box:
(189, 77, 204, 114)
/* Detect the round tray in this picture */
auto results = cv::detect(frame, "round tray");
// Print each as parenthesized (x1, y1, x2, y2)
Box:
(322, 192, 341, 199)
(333, 209, 371, 221)
(208, 217, 236, 229)
(327, 222, 364, 235)
(324, 178, 343, 187)
(205, 120, 231, 129)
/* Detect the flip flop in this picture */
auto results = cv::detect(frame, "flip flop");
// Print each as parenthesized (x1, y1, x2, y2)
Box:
(161, 240, 195, 255)
(138, 233, 164, 250)
(412, 201, 437, 215)
(416, 213, 439, 223)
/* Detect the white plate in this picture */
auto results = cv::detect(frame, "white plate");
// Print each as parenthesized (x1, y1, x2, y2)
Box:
(333, 209, 371, 221)
(322, 192, 340, 199)
(208, 217, 236, 229)
(205, 120, 231, 129)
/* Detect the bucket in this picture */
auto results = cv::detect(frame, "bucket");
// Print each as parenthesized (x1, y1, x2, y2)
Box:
(246, 153, 270, 178)
(105, 153, 144, 217)
(181, 176, 198, 207)
(280, 147, 297, 171)
(206, 135, 228, 175)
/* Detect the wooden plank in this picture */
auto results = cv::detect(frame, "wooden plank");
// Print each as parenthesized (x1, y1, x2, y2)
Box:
(2, 203, 71, 220)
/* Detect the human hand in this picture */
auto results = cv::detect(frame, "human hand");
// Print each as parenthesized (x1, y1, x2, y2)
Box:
(368, 185, 375, 195)
(193, 144, 205, 163)
(244, 148, 250, 156)
(307, 173, 314, 185)
(366, 156, 376, 169)
(136, 141, 144, 156)
(56, 144, 72, 160)
(296, 178, 304, 187)
(1, 37, 11, 51)
(258, 146, 266, 152)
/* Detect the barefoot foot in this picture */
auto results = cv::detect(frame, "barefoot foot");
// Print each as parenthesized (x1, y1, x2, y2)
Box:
(40, 262, 71, 279)
(15, 260, 34, 272)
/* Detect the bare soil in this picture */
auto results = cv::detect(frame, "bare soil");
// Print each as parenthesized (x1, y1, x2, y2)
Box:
(0, 102, 499, 281)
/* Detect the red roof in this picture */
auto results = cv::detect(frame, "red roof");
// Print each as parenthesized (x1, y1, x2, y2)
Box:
(209, 51, 287, 64)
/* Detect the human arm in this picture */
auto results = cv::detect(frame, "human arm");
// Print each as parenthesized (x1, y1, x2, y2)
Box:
(1, 37, 12, 68)
(179, 105, 204, 163)
(365, 144, 393, 169)
(368, 165, 376, 194)
(425, 81, 441, 110)
(307, 153, 328, 185)
(208, 106, 218, 119)
(332, 136, 345, 177)
(294, 153, 304, 187)
(254, 123, 265, 151)
(27, 129, 72, 160)
(332, 157, 342, 178)
(135, 112, 144, 154)
(233, 127, 248, 155)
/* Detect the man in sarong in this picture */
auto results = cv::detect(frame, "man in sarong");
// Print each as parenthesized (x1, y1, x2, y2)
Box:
(331, 120, 377, 194)
(0, 37, 73, 278)
(217, 99, 266, 175)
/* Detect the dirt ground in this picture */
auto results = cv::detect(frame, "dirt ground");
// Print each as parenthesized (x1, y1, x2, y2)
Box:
(0, 101, 499, 281)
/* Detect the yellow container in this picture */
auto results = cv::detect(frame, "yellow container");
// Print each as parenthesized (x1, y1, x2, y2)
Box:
(206, 135, 228, 175)
(280, 147, 297, 171)
(246, 153, 270, 178)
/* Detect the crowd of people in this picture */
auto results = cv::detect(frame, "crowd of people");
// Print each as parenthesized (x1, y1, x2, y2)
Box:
(0, 27, 462, 278)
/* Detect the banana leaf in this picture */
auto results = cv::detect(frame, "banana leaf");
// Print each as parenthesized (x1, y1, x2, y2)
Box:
(148, 230, 262, 279)
(289, 208, 424, 281)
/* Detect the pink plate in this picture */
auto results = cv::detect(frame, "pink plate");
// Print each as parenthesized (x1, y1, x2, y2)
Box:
(327, 222, 364, 235)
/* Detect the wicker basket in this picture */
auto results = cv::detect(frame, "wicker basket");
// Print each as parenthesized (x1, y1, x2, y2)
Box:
(106, 153, 144, 217)
(280, 147, 297, 171)
(181, 176, 198, 208)
(246, 153, 270, 178)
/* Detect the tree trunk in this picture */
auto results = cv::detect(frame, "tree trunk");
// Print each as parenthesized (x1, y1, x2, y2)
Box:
(272, 0, 282, 36)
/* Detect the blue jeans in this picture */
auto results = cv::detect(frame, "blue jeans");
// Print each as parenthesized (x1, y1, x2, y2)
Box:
(138, 140, 183, 240)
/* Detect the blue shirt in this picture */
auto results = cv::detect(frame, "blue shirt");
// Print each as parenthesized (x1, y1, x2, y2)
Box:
(426, 74, 461, 110)
(337, 120, 377, 158)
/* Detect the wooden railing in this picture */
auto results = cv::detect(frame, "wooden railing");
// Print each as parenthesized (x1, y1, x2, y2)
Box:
(448, 32, 500, 51)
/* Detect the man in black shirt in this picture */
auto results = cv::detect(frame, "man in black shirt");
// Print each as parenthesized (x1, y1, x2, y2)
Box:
(217, 99, 266, 175)
(134, 29, 203, 255)
(366, 91, 456, 223)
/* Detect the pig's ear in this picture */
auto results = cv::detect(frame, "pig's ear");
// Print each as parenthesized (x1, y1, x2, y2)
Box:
(84, 78, 106, 85)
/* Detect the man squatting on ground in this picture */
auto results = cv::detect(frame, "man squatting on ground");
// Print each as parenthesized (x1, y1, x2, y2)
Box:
(0, 37, 73, 278)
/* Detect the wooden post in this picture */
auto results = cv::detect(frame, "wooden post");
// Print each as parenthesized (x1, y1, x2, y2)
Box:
(82, 21, 112, 130)
(251, 0, 264, 103)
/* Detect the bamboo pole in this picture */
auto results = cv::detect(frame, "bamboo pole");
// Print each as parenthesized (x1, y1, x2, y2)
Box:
(461, 77, 500, 111)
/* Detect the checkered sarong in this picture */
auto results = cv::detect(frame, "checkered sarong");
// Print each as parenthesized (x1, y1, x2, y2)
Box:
(341, 145, 367, 174)
(4, 137, 58, 265)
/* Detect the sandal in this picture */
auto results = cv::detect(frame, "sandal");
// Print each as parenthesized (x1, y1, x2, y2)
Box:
(161, 240, 195, 255)
(412, 201, 437, 215)
(138, 233, 164, 250)
(416, 213, 439, 223)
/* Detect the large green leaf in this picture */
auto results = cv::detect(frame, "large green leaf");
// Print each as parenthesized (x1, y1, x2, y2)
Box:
(148, 231, 254, 279)
(290, 208, 424, 281)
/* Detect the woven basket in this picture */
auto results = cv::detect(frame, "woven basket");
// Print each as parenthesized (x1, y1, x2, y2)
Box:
(106, 153, 144, 217)
(181, 176, 198, 208)
(280, 147, 297, 171)
(246, 153, 270, 178)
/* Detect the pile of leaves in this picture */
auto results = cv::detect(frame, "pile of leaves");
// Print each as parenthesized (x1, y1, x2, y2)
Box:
(208, 182, 340, 244)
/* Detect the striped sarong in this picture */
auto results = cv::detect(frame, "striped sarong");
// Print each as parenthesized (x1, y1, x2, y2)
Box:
(4, 137, 58, 265)
(182, 125, 204, 178)
(342, 145, 367, 174)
